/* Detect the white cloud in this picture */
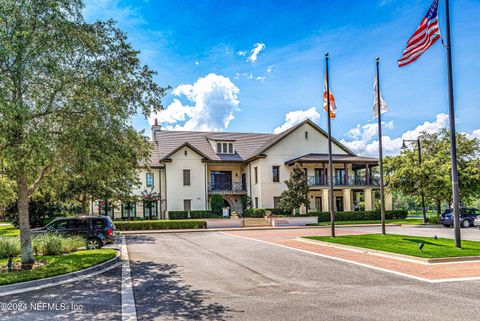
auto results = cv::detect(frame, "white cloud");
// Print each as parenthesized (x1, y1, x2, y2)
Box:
(236, 50, 247, 57)
(149, 73, 240, 132)
(248, 43, 266, 62)
(341, 113, 450, 156)
(466, 129, 480, 140)
(274, 107, 320, 134)
(256, 76, 266, 82)
(266, 65, 273, 73)
(194, 61, 200, 65)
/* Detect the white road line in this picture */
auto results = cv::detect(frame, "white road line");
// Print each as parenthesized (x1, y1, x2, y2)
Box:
(221, 232, 480, 284)
(121, 236, 138, 321)
(0, 262, 121, 297)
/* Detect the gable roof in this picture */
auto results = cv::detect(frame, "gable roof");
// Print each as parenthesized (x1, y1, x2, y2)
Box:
(151, 119, 357, 165)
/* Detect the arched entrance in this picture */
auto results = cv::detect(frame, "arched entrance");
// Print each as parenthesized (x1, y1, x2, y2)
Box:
(222, 198, 233, 216)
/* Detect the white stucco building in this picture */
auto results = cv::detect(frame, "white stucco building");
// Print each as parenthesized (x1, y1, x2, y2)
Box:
(91, 119, 392, 219)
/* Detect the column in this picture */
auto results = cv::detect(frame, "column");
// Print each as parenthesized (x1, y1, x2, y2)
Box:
(385, 191, 393, 211)
(343, 189, 352, 211)
(364, 188, 374, 211)
(322, 189, 329, 212)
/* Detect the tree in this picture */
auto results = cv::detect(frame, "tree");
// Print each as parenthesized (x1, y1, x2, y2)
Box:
(385, 129, 480, 214)
(279, 166, 310, 214)
(0, 0, 165, 268)
(210, 194, 224, 216)
(240, 195, 251, 214)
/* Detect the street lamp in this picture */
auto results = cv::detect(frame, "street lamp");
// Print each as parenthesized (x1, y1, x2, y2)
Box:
(402, 139, 427, 224)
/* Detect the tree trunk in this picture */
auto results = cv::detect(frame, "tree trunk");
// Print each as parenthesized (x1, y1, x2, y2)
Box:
(17, 171, 35, 270)
(81, 192, 88, 215)
(437, 200, 442, 215)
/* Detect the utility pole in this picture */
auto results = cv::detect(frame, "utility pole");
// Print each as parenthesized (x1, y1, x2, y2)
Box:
(375, 58, 386, 235)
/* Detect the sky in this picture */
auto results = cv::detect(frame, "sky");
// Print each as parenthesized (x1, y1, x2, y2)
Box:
(83, 0, 480, 156)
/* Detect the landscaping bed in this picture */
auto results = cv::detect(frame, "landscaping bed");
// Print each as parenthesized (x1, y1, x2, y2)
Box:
(304, 234, 480, 259)
(0, 249, 117, 286)
(114, 219, 206, 230)
(0, 224, 19, 237)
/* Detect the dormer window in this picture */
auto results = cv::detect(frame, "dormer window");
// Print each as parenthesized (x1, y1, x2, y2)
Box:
(217, 141, 235, 154)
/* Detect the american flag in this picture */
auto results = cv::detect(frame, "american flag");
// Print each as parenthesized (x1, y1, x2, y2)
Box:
(398, 0, 441, 67)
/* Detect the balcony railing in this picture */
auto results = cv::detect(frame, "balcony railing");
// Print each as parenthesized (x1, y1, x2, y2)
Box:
(209, 182, 247, 193)
(307, 176, 380, 187)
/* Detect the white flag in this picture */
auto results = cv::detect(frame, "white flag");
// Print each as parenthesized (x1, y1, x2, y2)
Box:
(373, 75, 388, 118)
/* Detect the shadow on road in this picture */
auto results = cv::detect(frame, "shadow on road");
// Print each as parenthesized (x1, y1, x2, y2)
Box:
(131, 260, 239, 320)
(125, 234, 157, 244)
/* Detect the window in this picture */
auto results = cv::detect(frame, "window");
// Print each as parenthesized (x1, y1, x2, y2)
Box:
(273, 197, 281, 209)
(304, 168, 308, 177)
(255, 197, 259, 208)
(146, 173, 154, 187)
(335, 196, 344, 212)
(315, 197, 322, 212)
(184, 199, 191, 211)
(216, 141, 235, 154)
(272, 166, 280, 183)
(184, 150, 188, 156)
(305, 131, 309, 140)
(183, 169, 191, 186)
(53, 220, 69, 230)
(70, 219, 88, 229)
(92, 219, 105, 230)
(143, 200, 158, 219)
(254, 167, 258, 184)
(122, 203, 136, 219)
(335, 169, 346, 185)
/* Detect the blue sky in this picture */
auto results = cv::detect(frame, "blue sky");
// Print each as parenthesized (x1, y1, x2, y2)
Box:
(84, 0, 480, 156)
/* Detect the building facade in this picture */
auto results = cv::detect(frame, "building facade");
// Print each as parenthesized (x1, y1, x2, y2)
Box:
(91, 119, 393, 219)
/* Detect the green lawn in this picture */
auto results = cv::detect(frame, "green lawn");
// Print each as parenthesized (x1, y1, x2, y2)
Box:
(0, 249, 117, 286)
(0, 224, 19, 237)
(308, 218, 424, 226)
(304, 234, 480, 258)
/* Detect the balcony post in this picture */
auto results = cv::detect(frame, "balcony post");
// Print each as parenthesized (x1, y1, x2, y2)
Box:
(365, 164, 370, 185)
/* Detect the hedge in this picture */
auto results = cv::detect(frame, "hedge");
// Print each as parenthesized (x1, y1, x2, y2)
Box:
(315, 210, 408, 222)
(114, 220, 207, 231)
(243, 208, 297, 217)
(168, 211, 223, 220)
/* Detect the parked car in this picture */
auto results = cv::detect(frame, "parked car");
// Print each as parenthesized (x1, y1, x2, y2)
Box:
(474, 215, 480, 227)
(32, 216, 116, 249)
(440, 208, 480, 228)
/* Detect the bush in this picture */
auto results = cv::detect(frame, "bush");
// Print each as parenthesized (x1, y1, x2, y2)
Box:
(315, 210, 409, 222)
(32, 234, 86, 256)
(167, 211, 223, 219)
(114, 220, 206, 231)
(243, 208, 266, 217)
(0, 236, 20, 259)
(428, 215, 440, 224)
(210, 194, 224, 216)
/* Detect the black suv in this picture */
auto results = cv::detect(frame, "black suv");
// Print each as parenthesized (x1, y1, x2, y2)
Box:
(439, 208, 480, 228)
(32, 216, 116, 249)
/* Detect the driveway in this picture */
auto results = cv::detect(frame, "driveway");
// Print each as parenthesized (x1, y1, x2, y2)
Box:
(126, 230, 480, 321)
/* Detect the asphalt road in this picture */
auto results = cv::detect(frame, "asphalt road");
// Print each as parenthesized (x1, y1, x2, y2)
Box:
(0, 265, 122, 321)
(126, 230, 480, 321)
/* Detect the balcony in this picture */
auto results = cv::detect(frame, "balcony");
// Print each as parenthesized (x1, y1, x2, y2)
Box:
(208, 182, 247, 194)
(307, 176, 380, 187)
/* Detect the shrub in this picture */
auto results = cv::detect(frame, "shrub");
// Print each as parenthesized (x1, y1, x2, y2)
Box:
(243, 208, 266, 217)
(114, 220, 207, 231)
(32, 233, 64, 256)
(167, 211, 222, 219)
(428, 215, 440, 224)
(315, 210, 409, 222)
(210, 194, 224, 216)
(0, 236, 20, 259)
(61, 235, 85, 253)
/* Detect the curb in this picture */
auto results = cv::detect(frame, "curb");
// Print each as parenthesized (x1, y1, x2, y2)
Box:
(119, 223, 404, 235)
(296, 237, 480, 264)
(0, 250, 121, 296)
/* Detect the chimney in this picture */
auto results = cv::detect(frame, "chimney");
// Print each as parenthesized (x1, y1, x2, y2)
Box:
(152, 118, 161, 142)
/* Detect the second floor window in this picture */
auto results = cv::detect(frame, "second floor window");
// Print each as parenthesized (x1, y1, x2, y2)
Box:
(216, 142, 234, 154)
(254, 167, 258, 184)
(272, 166, 280, 183)
(183, 169, 191, 186)
(146, 173, 154, 187)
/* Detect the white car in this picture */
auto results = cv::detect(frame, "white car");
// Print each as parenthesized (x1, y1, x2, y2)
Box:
(474, 215, 480, 227)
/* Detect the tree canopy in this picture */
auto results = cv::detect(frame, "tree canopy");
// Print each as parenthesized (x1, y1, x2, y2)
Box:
(385, 129, 480, 213)
(279, 166, 310, 214)
(0, 0, 166, 268)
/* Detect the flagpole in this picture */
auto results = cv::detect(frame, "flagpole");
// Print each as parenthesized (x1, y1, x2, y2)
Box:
(445, 0, 461, 248)
(376, 57, 386, 236)
(325, 52, 335, 238)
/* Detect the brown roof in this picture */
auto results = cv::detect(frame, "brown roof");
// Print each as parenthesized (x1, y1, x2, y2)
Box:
(285, 153, 379, 165)
(148, 119, 358, 165)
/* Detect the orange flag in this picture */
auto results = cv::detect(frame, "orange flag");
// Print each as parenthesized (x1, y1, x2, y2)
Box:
(323, 72, 337, 119)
